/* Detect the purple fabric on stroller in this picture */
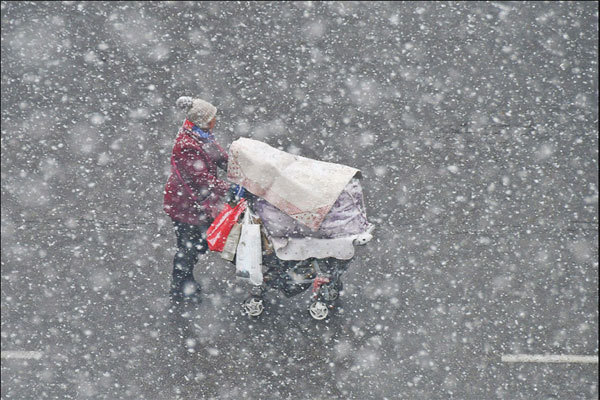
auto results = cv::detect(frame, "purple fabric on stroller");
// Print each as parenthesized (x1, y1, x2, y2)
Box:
(255, 178, 369, 239)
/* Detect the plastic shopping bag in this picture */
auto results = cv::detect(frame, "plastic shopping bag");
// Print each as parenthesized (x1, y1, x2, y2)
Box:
(220, 223, 242, 261)
(235, 210, 263, 286)
(206, 198, 247, 252)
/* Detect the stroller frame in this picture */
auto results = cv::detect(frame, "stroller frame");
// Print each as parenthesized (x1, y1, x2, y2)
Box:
(241, 254, 349, 320)
(238, 194, 366, 320)
(231, 178, 373, 320)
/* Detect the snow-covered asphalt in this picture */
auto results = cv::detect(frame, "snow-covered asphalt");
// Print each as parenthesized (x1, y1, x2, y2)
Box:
(2, 2, 597, 399)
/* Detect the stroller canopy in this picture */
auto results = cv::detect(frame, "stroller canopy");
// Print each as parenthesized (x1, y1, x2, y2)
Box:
(227, 138, 360, 231)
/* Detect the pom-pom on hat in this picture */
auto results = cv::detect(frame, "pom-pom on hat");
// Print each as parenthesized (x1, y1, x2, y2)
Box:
(176, 96, 217, 129)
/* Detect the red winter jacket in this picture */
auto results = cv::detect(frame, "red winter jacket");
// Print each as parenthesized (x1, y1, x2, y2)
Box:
(163, 120, 230, 225)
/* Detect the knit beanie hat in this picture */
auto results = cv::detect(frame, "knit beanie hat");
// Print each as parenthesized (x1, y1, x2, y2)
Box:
(176, 96, 217, 129)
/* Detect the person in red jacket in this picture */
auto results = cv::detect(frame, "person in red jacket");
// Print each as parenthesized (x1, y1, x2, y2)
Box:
(164, 96, 232, 303)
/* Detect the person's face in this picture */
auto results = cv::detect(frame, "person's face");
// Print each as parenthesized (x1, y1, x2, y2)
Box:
(208, 117, 216, 131)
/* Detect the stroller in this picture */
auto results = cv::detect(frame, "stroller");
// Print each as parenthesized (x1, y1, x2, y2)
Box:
(225, 138, 374, 320)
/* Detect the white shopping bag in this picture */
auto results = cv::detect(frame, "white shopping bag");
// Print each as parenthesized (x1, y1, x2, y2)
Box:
(235, 209, 263, 286)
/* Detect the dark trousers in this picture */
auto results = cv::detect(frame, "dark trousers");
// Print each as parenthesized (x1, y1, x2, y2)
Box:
(172, 221, 210, 289)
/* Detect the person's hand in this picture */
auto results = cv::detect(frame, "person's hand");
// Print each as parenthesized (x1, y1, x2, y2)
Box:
(232, 184, 245, 199)
(226, 184, 245, 206)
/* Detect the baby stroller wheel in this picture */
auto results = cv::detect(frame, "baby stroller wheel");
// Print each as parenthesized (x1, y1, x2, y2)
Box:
(308, 301, 329, 320)
(242, 296, 264, 317)
(322, 280, 343, 302)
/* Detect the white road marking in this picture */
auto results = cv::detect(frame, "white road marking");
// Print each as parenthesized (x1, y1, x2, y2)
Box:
(1, 351, 43, 360)
(501, 354, 598, 364)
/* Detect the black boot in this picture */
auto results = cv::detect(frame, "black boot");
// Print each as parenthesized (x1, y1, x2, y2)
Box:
(170, 271, 202, 304)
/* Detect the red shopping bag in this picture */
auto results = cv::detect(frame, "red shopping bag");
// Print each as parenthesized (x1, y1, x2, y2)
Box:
(206, 198, 247, 252)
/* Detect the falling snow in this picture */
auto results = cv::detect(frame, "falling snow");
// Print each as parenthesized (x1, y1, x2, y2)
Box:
(1, 2, 598, 400)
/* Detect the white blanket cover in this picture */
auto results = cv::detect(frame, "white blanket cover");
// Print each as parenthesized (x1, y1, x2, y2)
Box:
(227, 138, 360, 231)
